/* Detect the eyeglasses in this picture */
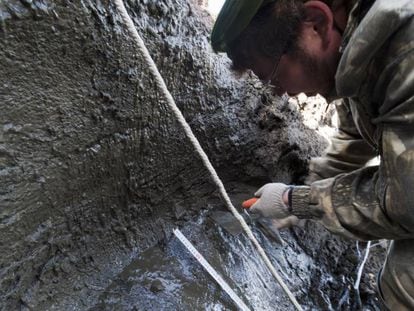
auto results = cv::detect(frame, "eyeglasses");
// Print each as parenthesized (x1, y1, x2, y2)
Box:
(261, 53, 284, 95)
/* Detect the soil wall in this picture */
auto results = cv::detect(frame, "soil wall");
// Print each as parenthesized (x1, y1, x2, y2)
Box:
(0, 1, 382, 309)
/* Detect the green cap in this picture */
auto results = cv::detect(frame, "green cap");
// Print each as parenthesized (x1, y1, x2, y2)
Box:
(211, 0, 275, 53)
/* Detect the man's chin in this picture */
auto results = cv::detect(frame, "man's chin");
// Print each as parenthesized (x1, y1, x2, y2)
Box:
(322, 84, 339, 102)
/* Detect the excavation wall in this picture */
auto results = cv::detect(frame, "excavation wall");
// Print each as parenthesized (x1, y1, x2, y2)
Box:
(0, 1, 383, 309)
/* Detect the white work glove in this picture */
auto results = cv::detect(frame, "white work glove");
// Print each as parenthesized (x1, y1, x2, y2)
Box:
(250, 183, 291, 219)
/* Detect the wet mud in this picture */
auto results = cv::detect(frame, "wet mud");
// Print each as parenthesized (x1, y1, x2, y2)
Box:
(0, 0, 385, 310)
(91, 183, 386, 310)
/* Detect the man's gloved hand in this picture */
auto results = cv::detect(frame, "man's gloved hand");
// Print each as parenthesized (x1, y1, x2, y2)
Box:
(250, 183, 291, 219)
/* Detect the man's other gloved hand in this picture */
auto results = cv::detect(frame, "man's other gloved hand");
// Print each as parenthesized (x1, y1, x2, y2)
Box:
(250, 183, 291, 219)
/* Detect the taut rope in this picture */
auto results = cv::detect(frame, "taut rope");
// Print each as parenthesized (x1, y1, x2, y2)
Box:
(114, 1, 303, 309)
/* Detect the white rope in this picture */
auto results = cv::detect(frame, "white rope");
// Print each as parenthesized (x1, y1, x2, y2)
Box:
(354, 241, 371, 291)
(114, 1, 302, 310)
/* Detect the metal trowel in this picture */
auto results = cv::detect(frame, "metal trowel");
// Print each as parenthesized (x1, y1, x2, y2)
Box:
(210, 198, 285, 245)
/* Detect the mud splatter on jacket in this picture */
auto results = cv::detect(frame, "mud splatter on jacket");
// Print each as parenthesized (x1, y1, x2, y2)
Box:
(291, 0, 414, 241)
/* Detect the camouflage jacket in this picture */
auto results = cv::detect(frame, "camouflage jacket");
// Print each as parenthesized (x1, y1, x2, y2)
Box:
(291, 0, 414, 240)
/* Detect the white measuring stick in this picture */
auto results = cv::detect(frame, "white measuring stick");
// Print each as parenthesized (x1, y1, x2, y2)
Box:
(174, 229, 251, 311)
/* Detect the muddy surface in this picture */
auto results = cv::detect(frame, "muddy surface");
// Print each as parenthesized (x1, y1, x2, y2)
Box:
(0, 0, 385, 310)
(91, 183, 386, 310)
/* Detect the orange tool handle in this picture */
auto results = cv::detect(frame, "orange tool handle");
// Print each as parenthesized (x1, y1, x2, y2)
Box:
(242, 197, 259, 209)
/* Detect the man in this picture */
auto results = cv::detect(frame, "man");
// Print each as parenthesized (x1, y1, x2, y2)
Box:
(211, 0, 414, 309)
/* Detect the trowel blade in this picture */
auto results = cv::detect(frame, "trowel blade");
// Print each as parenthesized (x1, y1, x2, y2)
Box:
(256, 218, 285, 246)
(210, 211, 250, 236)
(210, 211, 284, 245)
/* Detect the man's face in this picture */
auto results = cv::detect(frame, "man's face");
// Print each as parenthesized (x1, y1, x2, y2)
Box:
(248, 2, 344, 97)
(250, 32, 342, 97)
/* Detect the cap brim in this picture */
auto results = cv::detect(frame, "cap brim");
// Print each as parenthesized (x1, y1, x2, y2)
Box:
(211, 0, 267, 53)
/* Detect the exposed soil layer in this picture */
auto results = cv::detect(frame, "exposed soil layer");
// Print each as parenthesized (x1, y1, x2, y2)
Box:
(0, 1, 385, 310)
(90, 183, 386, 310)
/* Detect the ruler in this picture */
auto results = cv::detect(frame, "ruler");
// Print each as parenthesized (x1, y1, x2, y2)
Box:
(173, 228, 251, 311)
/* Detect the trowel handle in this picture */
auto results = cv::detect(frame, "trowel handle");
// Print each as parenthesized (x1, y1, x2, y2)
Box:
(242, 197, 259, 209)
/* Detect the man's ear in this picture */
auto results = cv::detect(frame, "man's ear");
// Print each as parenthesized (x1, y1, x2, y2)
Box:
(303, 1, 335, 47)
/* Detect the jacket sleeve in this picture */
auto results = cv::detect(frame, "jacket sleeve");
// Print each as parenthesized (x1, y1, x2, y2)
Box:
(291, 48, 414, 241)
(306, 98, 377, 184)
